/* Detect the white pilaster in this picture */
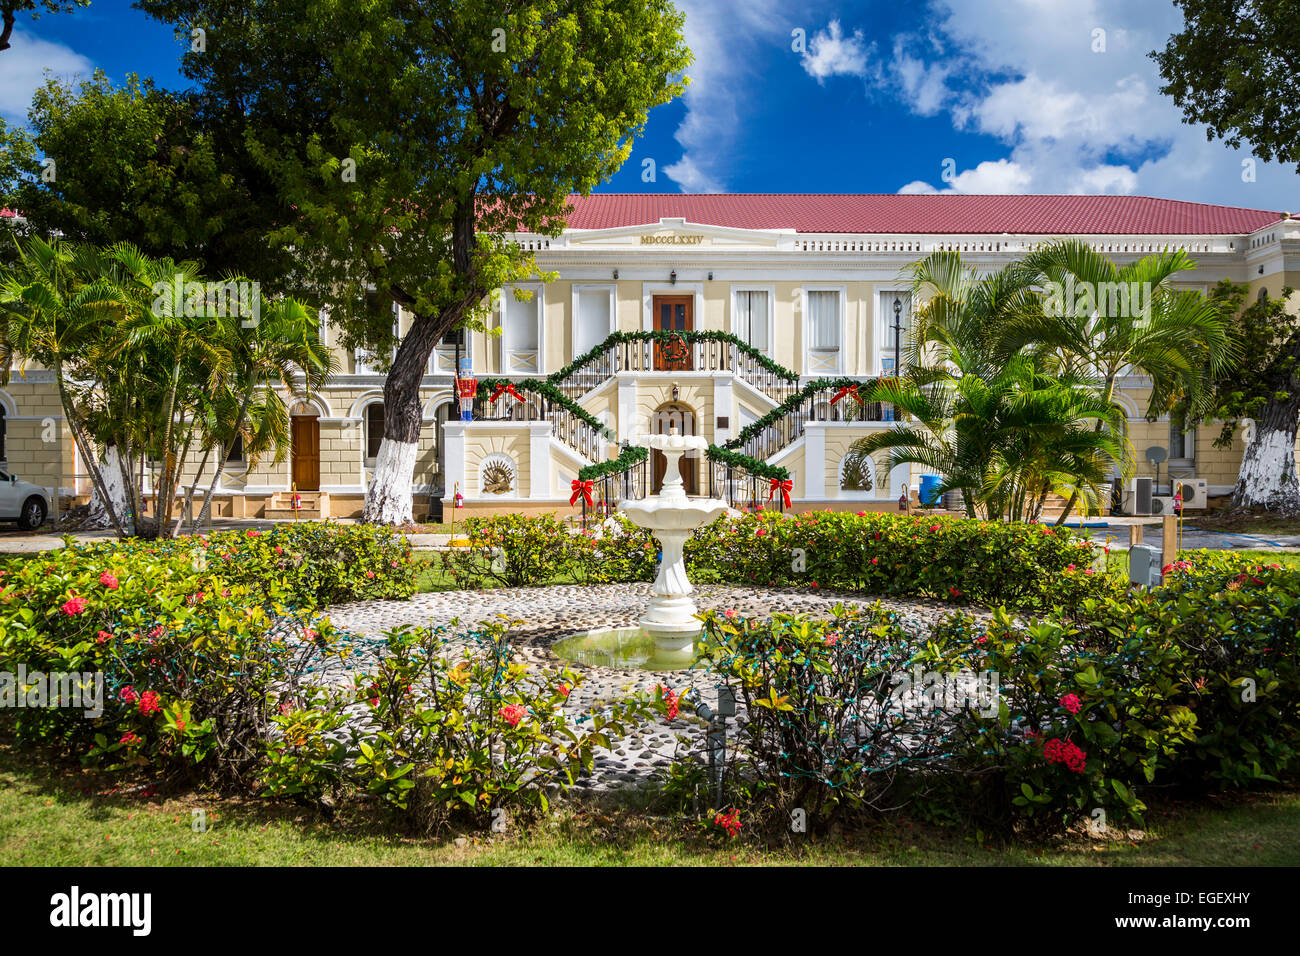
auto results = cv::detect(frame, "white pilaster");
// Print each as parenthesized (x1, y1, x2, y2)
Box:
(804, 422, 827, 500)
(713, 373, 735, 445)
(442, 421, 466, 504)
(617, 373, 640, 442)
(528, 422, 553, 498)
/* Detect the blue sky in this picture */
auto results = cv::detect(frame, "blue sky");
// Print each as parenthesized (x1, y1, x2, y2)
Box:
(3, 0, 1298, 211)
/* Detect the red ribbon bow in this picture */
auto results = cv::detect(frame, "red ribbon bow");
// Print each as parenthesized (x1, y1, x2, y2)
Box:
(830, 384, 860, 405)
(570, 479, 595, 507)
(489, 383, 526, 404)
(768, 478, 793, 508)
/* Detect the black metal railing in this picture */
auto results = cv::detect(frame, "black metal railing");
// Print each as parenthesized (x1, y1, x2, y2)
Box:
(552, 335, 800, 405)
(579, 455, 651, 523)
(707, 459, 786, 513)
(731, 389, 892, 462)
(475, 389, 605, 463)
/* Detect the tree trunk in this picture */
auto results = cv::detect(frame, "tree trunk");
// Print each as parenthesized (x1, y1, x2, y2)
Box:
(363, 287, 483, 525)
(1231, 397, 1300, 515)
(85, 443, 132, 532)
(361, 310, 444, 526)
(195, 390, 255, 530)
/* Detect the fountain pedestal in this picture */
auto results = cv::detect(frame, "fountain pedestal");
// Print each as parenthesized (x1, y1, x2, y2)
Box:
(619, 431, 728, 650)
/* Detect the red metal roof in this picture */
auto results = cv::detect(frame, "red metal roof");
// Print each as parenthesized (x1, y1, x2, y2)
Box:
(560, 193, 1284, 236)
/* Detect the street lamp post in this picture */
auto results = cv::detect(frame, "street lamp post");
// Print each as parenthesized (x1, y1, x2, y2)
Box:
(892, 297, 903, 375)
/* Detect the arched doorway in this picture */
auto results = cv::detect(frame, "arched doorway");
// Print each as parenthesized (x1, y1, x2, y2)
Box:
(651, 402, 697, 495)
(290, 403, 320, 491)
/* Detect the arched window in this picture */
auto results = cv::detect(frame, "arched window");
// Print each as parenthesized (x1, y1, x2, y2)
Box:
(365, 403, 385, 460)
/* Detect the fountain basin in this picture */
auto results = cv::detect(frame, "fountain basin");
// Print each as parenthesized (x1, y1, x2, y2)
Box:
(552, 626, 697, 671)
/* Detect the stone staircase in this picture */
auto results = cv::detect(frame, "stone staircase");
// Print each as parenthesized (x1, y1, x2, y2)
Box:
(265, 490, 328, 520)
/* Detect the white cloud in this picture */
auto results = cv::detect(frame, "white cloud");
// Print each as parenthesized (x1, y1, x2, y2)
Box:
(800, 20, 873, 83)
(882, 0, 1300, 208)
(661, 0, 799, 193)
(0, 28, 94, 122)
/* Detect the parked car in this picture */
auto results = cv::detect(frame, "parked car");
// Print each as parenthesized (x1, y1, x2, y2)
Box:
(0, 470, 50, 530)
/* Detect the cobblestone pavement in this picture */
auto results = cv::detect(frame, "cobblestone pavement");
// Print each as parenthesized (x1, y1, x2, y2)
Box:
(320, 583, 972, 793)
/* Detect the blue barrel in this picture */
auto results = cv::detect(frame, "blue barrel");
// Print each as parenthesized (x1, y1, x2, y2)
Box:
(918, 474, 942, 507)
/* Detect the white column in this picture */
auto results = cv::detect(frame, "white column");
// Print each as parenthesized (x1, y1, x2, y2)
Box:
(442, 421, 466, 504)
(528, 422, 552, 498)
(617, 372, 640, 442)
(804, 422, 827, 500)
(713, 373, 734, 445)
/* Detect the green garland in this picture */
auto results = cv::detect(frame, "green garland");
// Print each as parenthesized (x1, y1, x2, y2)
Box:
(550, 329, 800, 386)
(725, 376, 882, 450)
(577, 444, 649, 481)
(476, 377, 614, 440)
(705, 444, 790, 481)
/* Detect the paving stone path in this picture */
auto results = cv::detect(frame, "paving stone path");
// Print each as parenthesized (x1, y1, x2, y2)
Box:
(319, 584, 973, 793)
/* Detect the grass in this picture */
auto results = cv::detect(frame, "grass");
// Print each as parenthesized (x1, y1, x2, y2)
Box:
(1177, 510, 1300, 537)
(1, 746, 1295, 866)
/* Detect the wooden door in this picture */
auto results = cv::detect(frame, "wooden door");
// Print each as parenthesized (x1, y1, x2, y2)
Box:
(291, 416, 320, 491)
(650, 404, 697, 495)
(652, 295, 693, 370)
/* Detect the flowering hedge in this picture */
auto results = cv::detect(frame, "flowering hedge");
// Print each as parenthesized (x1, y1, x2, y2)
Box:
(0, 525, 417, 784)
(447, 510, 1118, 612)
(913, 551, 1300, 832)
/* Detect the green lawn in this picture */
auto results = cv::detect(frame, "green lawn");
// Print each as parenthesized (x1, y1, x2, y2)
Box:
(1, 747, 1295, 866)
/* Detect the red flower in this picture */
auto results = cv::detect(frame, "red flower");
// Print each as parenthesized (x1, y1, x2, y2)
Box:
(929, 524, 941, 532)
(557, 683, 571, 697)
(99, 572, 119, 590)
(823, 633, 839, 646)
(947, 586, 961, 598)
(810, 581, 819, 588)
(137, 691, 162, 716)
(658, 685, 680, 720)
(870, 557, 879, 565)
(714, 808, 742, 836)
(96, 630, 112, 644)
(246, 530, 262, 537)
(1066, 564, 1076, 571)
(61, 596, 87, 616)
(119, 685, 138, 704)
(499, 704, 527, 727)
(723, 609, 738, 619)
(1059, 693, 1082, 715)
(119, 732, 139, 746)
(1043, 737, 1087, 773)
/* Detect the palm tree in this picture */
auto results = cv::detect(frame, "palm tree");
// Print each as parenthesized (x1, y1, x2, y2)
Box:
(1013, 240, 1237, 523)
(0, 236, 135, 535)
(849, 251, 1128, 521)
(186, 295, 335, 532)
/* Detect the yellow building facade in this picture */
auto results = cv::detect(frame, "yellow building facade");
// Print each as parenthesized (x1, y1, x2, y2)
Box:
(3, 195, 1298, 521)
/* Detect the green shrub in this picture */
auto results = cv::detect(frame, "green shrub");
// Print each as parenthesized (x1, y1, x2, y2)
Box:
(688, 604, 953, 830)
(264, 620, 660, 833)
(684, 510, 1119, 611)
(0, 524, 416, 785)
(0, 542, 351, 786)
(439, 512, 588, 588)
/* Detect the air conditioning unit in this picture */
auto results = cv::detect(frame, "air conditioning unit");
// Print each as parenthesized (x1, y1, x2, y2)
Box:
(1122, 477, 1154, 516)
(1174, 478, 1209, 510)
(1150, 495, 1179, 516)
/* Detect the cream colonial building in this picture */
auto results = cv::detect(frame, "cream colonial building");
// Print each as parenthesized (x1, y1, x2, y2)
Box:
(2, 194, 1298, 522)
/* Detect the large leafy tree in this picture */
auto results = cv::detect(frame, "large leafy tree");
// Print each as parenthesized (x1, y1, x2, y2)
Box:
(3, 71, 293, 284)
(1, 0, 89, 53)
(138, 0, 691, 524)
(1153, 0, 1300, 169)
(1186, 281, 1300, 514)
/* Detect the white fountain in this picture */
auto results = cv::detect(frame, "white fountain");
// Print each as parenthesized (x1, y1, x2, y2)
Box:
(619, 428, 729, 652)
